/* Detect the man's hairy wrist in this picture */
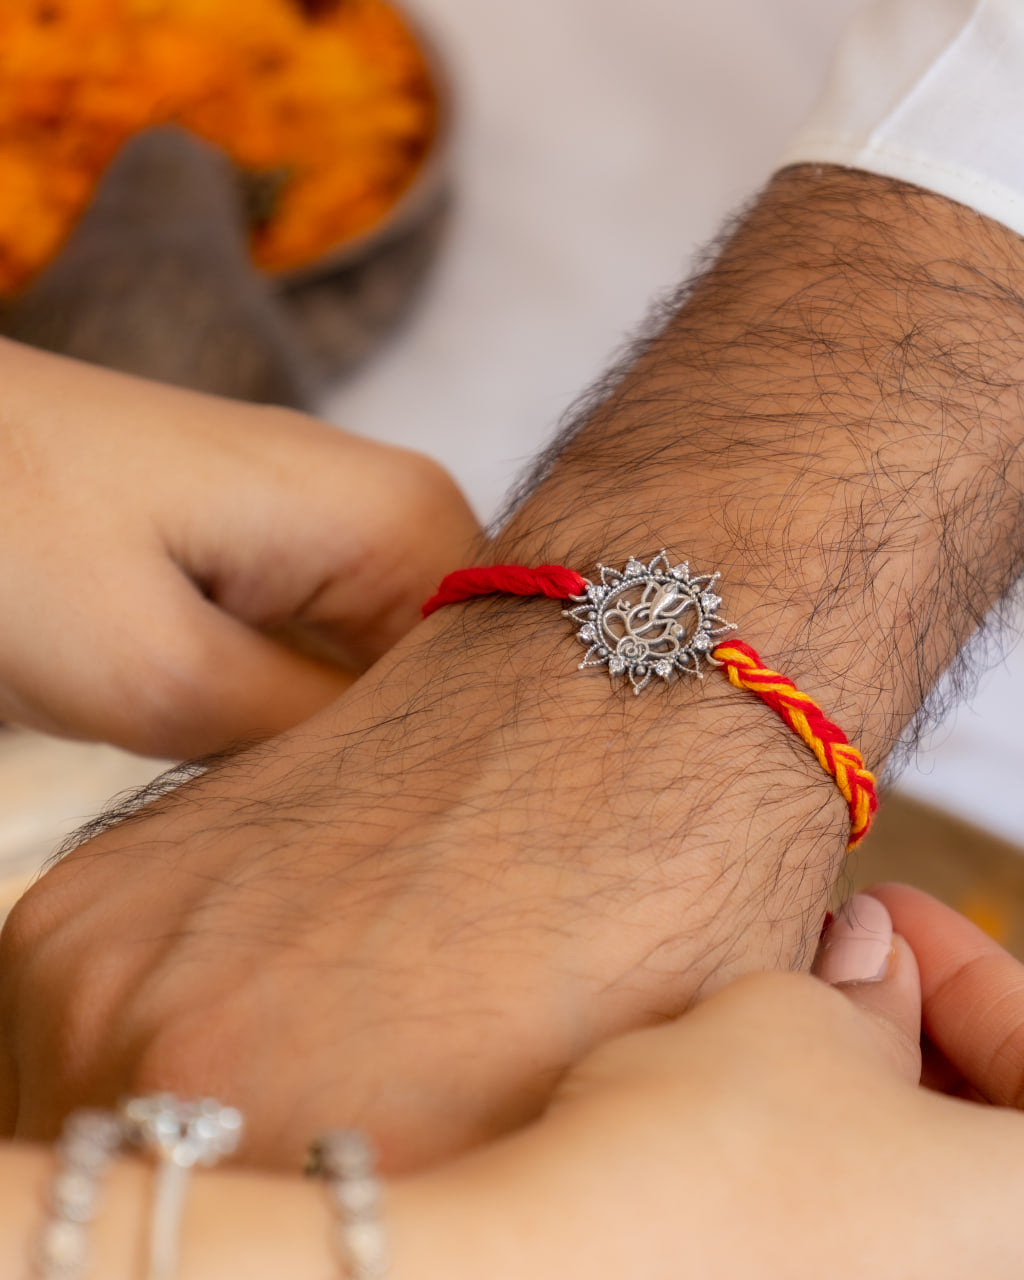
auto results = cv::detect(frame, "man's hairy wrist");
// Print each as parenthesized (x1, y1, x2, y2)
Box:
(159, 162, 1024, 993)
(42, 165, 1024, 1079)
(407, 594, 847, 984)
(494, 166, 1024, 770)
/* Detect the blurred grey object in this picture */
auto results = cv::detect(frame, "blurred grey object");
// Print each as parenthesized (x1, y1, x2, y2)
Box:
(0, 127, 314, 406)
(0, 118, 450, 408)
(279, 184, 449, 390)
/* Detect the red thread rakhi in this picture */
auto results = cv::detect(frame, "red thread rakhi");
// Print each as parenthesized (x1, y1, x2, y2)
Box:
(422, 552, 878, 850)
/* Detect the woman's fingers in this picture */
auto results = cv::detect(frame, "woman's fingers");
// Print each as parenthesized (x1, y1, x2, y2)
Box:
(813, 893, 923, 1086)
(531, 891, 1024, 1280)
(0, 339, 480, 753)
(111, 573, 358, 758)
(175, 420, 482, 670)
(566, 897, 923, 1120)
(871, 882, 1024, 1109)
(0, 560, 355, 758)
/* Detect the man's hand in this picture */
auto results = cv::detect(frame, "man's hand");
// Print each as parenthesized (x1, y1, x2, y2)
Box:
(0, 338, 478, 756)
(0, 601, 839, 1169)
(4, 168, 1024, 1170)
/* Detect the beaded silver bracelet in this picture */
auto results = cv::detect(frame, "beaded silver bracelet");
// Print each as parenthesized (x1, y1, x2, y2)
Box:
(120, 1095, 244, 1280)
(35, 1109, 125, 1280)
(35, 1095, 243, 1280)
(307, 1131, 389, 1280)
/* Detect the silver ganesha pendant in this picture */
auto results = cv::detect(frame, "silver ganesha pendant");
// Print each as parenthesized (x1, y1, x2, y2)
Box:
(563, 552, 734, 694)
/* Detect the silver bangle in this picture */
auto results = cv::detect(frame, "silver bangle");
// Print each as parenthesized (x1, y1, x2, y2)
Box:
(119, 1095, 244, 1280)
(307, 1131, 389, 1280)
(35, 1108, 125, 1280)
(35, 1096, 242, 1280)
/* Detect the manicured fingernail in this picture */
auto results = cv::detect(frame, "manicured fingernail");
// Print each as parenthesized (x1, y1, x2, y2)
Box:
(813, 893, 892, 985)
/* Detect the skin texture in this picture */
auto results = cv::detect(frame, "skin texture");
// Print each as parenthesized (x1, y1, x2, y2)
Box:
(2, 889, 1024, 1279)
(0, 336, 479, 756)
(5, 167, 1024, 1169)
(426, 889, 1024, 1280)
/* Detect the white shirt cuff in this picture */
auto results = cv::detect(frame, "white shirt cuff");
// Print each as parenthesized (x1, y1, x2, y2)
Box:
(778, 0, 1024, 239)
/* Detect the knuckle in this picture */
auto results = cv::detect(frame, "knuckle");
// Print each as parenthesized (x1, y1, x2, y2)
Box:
(231, 401, 316, 441)
(406, 451, 467, 508)
(0, 879, 66, 970)
(380, 445, 466, 512)
(0, 893, 120, 1108)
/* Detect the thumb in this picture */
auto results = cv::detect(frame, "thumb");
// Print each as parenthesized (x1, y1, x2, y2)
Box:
(88, 568, 357, 758)
(870, 882, 1024, 1108)
(813, 893, 923, 1086)
(152, 587, 359, 757)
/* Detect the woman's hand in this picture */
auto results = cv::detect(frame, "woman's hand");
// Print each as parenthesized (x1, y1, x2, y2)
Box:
(383, 886, 1024, 1279)
(0, 338, 479, 756)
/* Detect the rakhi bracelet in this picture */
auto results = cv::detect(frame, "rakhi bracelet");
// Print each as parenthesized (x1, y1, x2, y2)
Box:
(35, 1109, 124, 1280)
(307, 1131, 389, 1280)
(423, 552, 877, 850)
(120, 1095, 245, 1280)
(35, 1095, 243, 1280)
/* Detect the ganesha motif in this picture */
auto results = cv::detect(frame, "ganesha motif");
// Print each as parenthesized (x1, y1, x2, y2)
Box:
(563, 552, 733, 693)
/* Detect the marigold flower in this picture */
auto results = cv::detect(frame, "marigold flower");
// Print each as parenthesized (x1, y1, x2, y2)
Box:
(0, 0, 437, 294)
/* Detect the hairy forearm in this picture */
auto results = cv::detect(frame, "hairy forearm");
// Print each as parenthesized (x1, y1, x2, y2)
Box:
(0, 1144, 361, 1280)
(497, 166, 1024, 766)
(403, 164, 1024, 991)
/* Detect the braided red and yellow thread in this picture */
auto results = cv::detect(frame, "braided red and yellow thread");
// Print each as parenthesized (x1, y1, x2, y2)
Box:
(711, 639, 877, 849)
(423, 565, 878, 850)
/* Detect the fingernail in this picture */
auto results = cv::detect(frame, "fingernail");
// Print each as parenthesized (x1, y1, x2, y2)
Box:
(813, 893, 893, 985)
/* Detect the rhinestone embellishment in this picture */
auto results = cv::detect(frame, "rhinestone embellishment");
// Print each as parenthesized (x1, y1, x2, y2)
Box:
(563, 552, 734, 693)
(118, 1095, 244, 1168)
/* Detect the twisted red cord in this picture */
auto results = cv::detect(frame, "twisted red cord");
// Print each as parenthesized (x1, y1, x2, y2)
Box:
(423, 564, 878, 850)
(422, 564, 588, 615)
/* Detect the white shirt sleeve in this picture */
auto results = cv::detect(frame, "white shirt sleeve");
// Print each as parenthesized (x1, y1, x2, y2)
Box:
(778, 0, 1024, 239)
